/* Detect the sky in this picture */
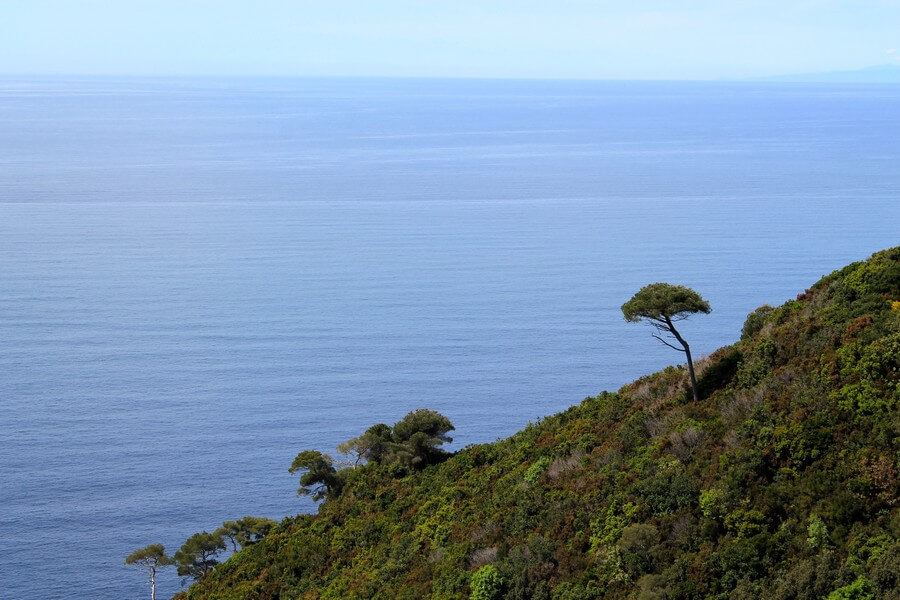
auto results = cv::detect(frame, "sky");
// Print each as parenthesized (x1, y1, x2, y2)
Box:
(3, 0, 900, 79)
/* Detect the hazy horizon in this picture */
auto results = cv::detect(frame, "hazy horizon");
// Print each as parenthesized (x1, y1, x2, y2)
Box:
(4, 65, 900, 85)
(4, 1, 900, 80)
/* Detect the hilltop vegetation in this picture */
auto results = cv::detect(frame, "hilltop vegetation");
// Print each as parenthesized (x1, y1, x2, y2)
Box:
(179, 248, 899, 600)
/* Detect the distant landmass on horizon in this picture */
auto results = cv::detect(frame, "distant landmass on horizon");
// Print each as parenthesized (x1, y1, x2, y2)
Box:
(756, 63, 900, 83)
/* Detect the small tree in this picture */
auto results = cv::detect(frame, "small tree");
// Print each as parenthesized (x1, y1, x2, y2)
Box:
(337, 423, 393, 467)
(125, 544, 174, 600)
(289, 450, 345, 501)
(174, 531, 226, 583)
(391, 408, 455, 468)
(622, 283, 711, 402)
(216, 516, 278, 552)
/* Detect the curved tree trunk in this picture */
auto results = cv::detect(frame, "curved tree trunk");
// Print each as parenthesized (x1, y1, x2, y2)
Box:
(665, 317, 700, 402)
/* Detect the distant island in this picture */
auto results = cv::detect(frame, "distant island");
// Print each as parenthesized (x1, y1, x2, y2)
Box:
(757, 64, 900, 83)
(161, 248, 898, 600)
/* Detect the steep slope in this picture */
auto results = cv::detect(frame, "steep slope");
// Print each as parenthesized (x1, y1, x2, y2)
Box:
(182, 248, 899, 600)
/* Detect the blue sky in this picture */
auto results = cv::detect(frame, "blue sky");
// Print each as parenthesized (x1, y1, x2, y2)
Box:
(3, 0, 900, 79)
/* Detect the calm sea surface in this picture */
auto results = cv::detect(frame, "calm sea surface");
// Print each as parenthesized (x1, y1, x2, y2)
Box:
(0, 77, 898, 599)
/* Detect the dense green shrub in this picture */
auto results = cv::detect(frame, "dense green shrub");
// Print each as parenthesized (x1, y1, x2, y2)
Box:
(826, 576, 875, 600)
(524, 456, 551, 484)
(635, 470, 697, 515)
(807, 514, 829, 551)
(742, 304, 775, 339)
(737, 336, 777, 387)
(470, 565, 504, 600)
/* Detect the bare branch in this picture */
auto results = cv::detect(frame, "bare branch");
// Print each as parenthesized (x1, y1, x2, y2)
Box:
(652, 333, 686, 352)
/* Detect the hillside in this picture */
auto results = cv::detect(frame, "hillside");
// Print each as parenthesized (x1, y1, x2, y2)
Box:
(180, 248, 899, 600)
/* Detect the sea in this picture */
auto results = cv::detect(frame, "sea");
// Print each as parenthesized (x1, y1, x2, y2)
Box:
(0, 77, 898, 600)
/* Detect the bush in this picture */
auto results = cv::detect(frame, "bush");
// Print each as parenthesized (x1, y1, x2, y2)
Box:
(525, 456, 551, 484)
(806, 515, 829, 551)
(835, 333, 900, 416)
(470, 565, 503, 600)
(826, 576, 875, 600)
(635, 472, 696, 515)
(618, 524, 659, 575)
(699, 487, 728, 521)
(737, 337, 777, 388)
(741, 305, 775, 340)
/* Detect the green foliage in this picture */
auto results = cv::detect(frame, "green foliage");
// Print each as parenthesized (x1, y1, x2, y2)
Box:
(215, 516, 277, 551)
(288, 450, 344, 501)
(834, 332, 900, 417)
(622, 282, 711, 402)
(826, 576, 875, 600)
(736, 336, 776, 387)
(723, 507, 768, 538)
(390, 408, 455, 468)
(741, 304, 775, 340)
(695, 348, 742, 398)
(589, 500, 639, 551)
(807, 514, 830, 551)
(634, 469, 696, 515)
(842, 252, 900, 297)
(618, 523, 659, 575)
(700, 487, 728, 520)
(174, 531, 225, 582)
(524, 456, 550, 484)
(338, 410, 455, 472)
(289, 409, 454, 509)
(180, 248, 899, 600)
(337, 423, 393, 466)
(125, 544, 174, 568)
(470, 565, 504, 600)
(126, 544, 173, 600)
(622, 283, 711, 322)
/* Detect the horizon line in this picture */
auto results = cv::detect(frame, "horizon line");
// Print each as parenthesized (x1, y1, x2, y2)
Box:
(1, 68, 899, 85)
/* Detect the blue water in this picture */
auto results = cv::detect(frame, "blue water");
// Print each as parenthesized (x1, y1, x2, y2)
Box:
(0, 77, 898, 600)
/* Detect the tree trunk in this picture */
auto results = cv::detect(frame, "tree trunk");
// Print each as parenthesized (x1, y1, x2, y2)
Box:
(683, 344, 699, 403)
(665, 317, 700, 402)
(150, 567, 156, 600)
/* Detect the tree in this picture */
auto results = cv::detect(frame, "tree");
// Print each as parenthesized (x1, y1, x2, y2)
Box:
(174, 531, 226, 583)
(337, 423, 393, 467)
(125, 544, 174, 600)
(289, 450, 345, 501)
(216, 516, 278, 552)
(622, 283, 711, 402)
(390, 408, 455, 468)
(336, 412, 454, 470)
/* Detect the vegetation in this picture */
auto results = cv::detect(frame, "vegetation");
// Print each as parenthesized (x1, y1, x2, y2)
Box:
(167, 248, 897, 599)
(471, 565, 504, 600)
(289, 451, 345, 501)
(288, 409, 456, 502)
(174, 532, 226, 583)
(124, 544, 174, 600)
(215, 517, 278, 552)
(622, 282, 712, 402)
